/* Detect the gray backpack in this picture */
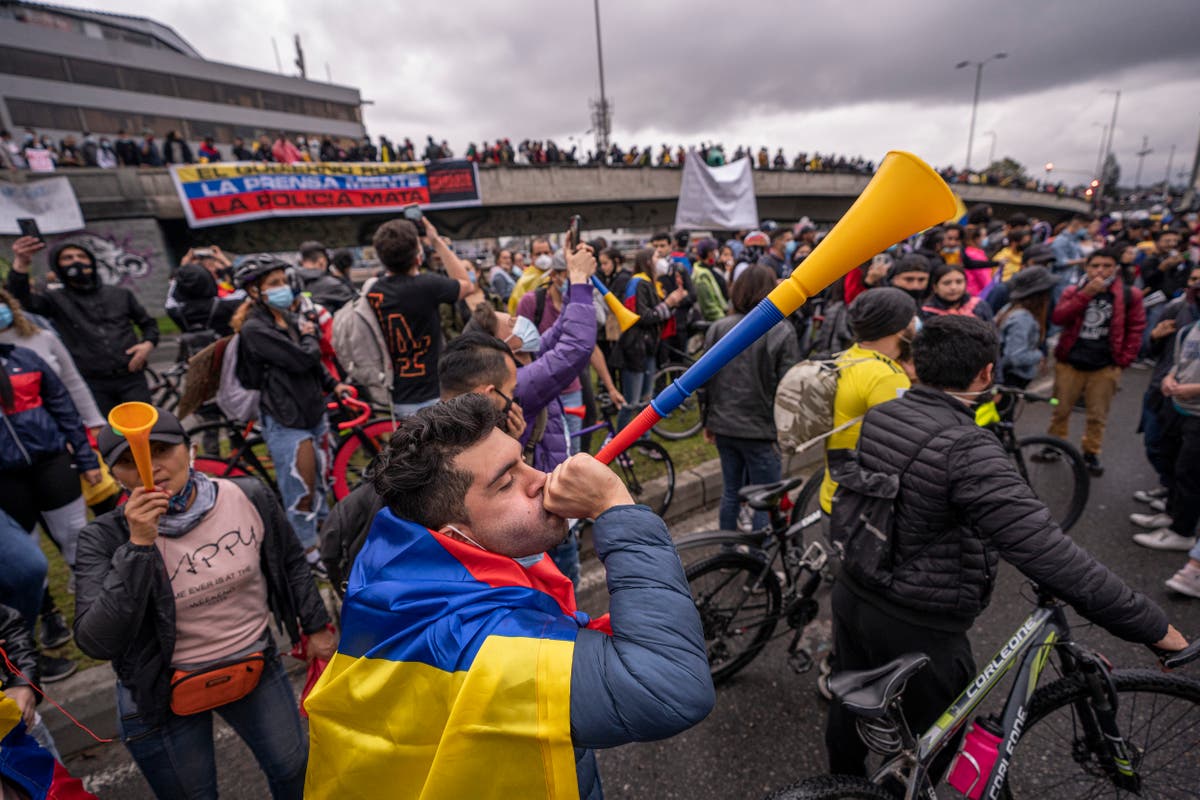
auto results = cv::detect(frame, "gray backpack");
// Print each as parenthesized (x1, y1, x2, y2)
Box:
(331, 278, 394, 407)
(773, 355, 873, 452)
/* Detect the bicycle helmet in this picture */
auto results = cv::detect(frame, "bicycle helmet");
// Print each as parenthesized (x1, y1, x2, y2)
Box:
(234, 254, 290, 289)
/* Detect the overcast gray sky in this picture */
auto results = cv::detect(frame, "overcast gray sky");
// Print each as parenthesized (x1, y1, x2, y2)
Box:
(72, 0, 1200, 187)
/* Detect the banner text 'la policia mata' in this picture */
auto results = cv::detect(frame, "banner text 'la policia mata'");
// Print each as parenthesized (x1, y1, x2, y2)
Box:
(170, 160, 481, 228)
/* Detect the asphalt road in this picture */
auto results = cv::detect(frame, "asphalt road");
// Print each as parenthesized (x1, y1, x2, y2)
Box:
(64, 367, 1200, 799)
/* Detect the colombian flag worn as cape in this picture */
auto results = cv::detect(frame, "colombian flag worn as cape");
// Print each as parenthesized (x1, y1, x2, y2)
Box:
(0, 694, 95, 799)
(304, 509, 610, 800)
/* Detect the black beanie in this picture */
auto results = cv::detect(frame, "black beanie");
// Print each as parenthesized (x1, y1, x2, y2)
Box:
(848, 287, 917, 342)
(887, 253, 931, 282)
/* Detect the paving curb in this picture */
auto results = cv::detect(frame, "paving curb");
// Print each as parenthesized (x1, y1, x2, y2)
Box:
(47, 446, 823, 757)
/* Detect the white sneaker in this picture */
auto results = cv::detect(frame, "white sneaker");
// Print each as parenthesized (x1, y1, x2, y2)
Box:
(1149, 498, 1168, 513)
(1132, 529, 1196, 552)
(1131, 512, 1174, 529)
(1166, 567, 1200, 599)
(1133, 487, 1169, 504)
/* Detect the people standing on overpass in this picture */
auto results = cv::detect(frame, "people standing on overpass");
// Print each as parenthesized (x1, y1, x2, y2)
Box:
(272, 133, 303, 164)
(6, 237, 159, 415)
(114, 129, 139, 166)
(163, 131, 194, 165)
(139, 130, 163, 167)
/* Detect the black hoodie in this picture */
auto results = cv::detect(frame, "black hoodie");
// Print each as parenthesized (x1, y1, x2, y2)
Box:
(4, 243, 159, 378)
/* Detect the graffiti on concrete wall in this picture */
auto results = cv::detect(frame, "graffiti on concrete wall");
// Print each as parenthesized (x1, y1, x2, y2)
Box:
(1, 217, 174, 317)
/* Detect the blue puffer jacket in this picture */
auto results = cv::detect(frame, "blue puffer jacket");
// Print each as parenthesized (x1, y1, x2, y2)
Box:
(0, 344, 98, 472)
(569, 504, 715, 798)
(516, 283, 596, 472)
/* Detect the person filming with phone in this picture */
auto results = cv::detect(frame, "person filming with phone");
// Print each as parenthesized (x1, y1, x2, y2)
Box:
(1046, 248, 1146, 477)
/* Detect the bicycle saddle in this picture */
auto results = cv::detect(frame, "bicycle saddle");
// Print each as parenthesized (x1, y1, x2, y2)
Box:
(826, 653, 930, 718)
(737, 478, 803, 510)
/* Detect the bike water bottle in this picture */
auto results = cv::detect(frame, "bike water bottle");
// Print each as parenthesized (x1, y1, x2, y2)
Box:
(947, 715, 1004, 799)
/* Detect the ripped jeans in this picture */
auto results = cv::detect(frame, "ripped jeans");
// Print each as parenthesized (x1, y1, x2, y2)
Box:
(259, 414, 329, 550)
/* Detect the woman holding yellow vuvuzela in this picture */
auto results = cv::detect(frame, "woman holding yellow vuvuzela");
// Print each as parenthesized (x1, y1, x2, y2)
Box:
(73, 404, 334, 800)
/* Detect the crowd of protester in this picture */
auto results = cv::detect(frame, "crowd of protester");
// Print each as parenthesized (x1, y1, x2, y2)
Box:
(0, 188, 1197, 796)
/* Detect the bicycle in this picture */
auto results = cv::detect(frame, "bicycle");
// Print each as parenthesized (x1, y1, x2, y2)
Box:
(978, 386, 1089, 533)
(676, 477, 831, 684)
(766, 585, 1200, 799)
(650, 338, 705, 441)
(565, 394, 675, 517)
(144, 362, 188, 414)
(187, 392, 379, 502)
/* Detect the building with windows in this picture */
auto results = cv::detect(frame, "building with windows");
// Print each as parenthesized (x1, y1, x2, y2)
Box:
(0, 0, 367, 158)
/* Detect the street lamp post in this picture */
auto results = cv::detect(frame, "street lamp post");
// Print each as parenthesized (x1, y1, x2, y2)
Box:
(955, 52, 1006, 172)
(1092, 121, 1108, 178)
(1100, 89, 1121, 178)
(590, 0, 612, 165)
(983, 130, 998, 167)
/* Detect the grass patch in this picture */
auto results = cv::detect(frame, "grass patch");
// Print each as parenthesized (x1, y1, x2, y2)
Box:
(40, 536, 103, 672)
(155, 315, 181, 336)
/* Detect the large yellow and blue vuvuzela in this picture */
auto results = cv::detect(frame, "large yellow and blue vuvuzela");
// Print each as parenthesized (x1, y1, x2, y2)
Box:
(305, 509, 607, 799)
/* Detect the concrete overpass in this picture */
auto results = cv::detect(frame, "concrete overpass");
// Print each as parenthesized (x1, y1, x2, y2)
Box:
(1, 166, 1089, 315)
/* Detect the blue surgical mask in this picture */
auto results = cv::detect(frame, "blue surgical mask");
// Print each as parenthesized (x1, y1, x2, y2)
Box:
(0, 305, 12, 330)
(512, 315, 542, 354)
(265, 285, 294, 309)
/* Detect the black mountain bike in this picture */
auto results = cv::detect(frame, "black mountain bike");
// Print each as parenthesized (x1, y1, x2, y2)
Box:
(979, 386, 1089, 533)
(768, 585, 1200, 800)
(677, 477, 830, 684)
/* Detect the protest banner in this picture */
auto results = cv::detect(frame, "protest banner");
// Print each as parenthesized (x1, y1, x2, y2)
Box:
(674, 149, 758, 231)
(170, 160, 482, 228)
(0, 177, 84, 235)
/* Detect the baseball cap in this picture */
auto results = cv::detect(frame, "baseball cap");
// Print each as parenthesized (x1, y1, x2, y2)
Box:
(98, 407, 188, 465)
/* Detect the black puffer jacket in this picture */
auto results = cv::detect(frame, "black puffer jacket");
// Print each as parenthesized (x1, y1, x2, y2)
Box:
(845, 385, 1168, 644)
(73, 477, 332, 724)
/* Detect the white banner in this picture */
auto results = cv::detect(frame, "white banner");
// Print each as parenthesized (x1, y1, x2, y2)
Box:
(0, 177, 85, 235)
(674, 149, 759, 230)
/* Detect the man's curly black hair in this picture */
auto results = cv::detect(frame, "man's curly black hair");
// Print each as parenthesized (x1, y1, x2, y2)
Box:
(371, 393, 501, 529)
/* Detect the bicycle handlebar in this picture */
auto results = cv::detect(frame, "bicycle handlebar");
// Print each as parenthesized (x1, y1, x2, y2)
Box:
(327, 388, 372, 430)
(1152, 638, 1200, 671)
(994, 385, 1059, 406)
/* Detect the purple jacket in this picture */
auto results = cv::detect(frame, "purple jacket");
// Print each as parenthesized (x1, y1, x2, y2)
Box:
(516, 283, 596, 472)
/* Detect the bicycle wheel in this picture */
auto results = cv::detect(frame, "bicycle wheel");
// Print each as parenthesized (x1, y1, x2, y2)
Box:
(330, 419, 398, 500)
(1005, 669, 1200, 799)
(610, 440, 674, 517)
(766, 775, 896, 799)
(686, 551, 781, 684)
(1013, 436, 1089, 533)
(650, 364, 702, 440)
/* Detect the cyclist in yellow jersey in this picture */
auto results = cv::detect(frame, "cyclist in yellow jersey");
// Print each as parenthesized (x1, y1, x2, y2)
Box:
(820, 288, 917, 513)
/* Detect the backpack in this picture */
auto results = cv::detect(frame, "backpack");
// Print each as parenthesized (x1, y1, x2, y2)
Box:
(331, 278, 394, 407)
(773, 355, 876, 452)
(827, 428, 945, 590)
(218, 334, 261, 424)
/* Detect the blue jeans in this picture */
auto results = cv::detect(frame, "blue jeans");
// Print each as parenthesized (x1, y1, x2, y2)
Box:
(392, 397, 438, 418)
(260, 414, 329, 550)
(617, 356, 656, 432)
(715, 435, 781, 531)
(0, 508, 47, 632)
(1142, 391, 1169, 487)
(560, 390, 583, 455)
(116, 652, 306, 800)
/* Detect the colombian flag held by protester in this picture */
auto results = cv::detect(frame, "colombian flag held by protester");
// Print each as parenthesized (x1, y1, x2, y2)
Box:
(304, 508, 610, 800)
(0, 693, 96, 800)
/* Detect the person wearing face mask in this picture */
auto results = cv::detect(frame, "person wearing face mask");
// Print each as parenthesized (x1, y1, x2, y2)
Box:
(507, 237, 554, 314)
(304, 395, 714, 800)
(886, 253, 932, 307)
(823, 315, 1189, 779)
(74, 407, 334, 799)
(231, 256, 352, 575)
(920, 262, 993, 321)
(6, 237, 159, 415)
(819, 288, 916, 515)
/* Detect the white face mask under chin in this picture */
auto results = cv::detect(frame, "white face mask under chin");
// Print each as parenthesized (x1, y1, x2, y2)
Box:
(442, 524, 545, 568)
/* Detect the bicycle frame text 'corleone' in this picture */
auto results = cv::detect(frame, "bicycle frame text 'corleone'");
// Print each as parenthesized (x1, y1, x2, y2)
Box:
(902, 606, 1064, 799)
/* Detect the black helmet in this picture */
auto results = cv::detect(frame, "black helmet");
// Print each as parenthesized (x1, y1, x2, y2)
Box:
(234, 254, 289, 289)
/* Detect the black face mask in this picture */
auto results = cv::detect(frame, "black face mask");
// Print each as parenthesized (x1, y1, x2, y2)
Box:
(61, 263, 98, 293)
